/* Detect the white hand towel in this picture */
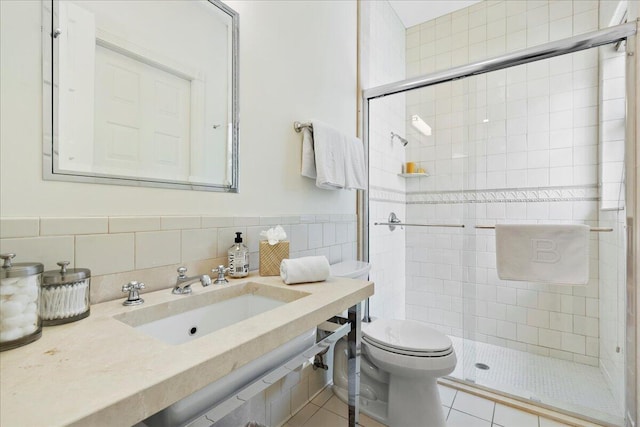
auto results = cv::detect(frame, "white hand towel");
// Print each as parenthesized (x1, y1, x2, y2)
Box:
(301, 127, 317, 179)
(344, 134, 366, 190)
(312, 121, 346, 189)
(280, 256, 330, 285)
(495, 224, 590, 285)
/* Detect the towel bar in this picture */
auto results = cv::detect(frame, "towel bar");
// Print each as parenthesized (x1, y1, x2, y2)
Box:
(294, 121, 313, 133)
(374, 222, 465, 228)
(475, 225, 613, 232)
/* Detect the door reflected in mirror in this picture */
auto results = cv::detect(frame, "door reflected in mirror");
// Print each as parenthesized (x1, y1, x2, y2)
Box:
(43, 0, 239, 191)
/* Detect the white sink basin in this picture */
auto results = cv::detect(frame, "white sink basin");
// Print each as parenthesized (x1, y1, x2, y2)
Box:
(135, 293, 285, 345)
(114, 282, 316, 427)
(115, 282, 309, 345)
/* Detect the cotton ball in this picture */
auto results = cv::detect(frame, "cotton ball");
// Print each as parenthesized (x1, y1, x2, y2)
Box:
(0, 284, 18, 296)
(0, 328, 24, 342)
(22, 285, 39, 301)
(1, 314, 25, 331)
(9, 293, 32, 305)
(22, 275, 40, 289)
(1, 277, 19, 286)
(0, 300, 24, 318)
(25, 302, 38, 314)
(21, 324, 38, 335)
(21, 312, 38, 327)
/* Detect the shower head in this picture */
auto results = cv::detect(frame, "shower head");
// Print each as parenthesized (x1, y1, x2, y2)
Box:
(390, 132, 408, 147)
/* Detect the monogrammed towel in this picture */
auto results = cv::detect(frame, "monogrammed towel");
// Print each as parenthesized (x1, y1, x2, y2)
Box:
(495, 224, 590, 286)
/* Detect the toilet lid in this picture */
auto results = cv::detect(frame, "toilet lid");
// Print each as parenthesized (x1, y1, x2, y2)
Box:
(363, 319, 453, 355)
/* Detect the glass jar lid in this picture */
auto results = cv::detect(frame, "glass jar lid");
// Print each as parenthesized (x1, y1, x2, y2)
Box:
(42, 261, 91, 286)
(0, 253, 44, 278)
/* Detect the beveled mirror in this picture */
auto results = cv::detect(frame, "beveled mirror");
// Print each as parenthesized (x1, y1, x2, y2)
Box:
(43, 0, 239, 192)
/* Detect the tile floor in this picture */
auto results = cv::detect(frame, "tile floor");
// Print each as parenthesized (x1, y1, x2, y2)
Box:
(447, 336, 623, 425)
(284, 384, 577, 427)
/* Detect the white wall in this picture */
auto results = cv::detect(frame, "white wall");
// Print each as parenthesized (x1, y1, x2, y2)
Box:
(0, 0, 357, 217)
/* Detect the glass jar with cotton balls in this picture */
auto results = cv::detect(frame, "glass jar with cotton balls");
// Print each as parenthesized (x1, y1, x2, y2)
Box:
(0, 253, 43, 351)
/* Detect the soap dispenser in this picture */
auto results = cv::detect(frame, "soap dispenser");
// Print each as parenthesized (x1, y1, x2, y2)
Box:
(228, 232, 249, 278)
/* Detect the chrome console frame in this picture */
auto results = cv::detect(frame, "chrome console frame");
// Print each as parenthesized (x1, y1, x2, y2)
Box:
(182, 304, 362, 427)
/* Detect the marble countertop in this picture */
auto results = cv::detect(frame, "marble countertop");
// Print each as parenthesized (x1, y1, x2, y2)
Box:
(0, 273, 373, 427)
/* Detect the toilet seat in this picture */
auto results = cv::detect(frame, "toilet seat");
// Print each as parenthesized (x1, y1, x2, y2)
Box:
(363, 319, 453, 357)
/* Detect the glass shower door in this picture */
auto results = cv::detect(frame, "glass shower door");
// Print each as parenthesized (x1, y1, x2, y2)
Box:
(454, 46, 627, 426)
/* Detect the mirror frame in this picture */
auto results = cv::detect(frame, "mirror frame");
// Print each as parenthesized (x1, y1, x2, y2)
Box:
(42, 0, 239, 192)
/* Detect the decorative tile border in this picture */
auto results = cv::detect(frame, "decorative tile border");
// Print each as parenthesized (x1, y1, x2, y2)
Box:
(370, 186, 406, 204)
(369, 185, 599, 205)
(405, 185, 600, 205)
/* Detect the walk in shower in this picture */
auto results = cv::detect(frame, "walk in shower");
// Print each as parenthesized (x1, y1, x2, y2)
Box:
(360, 3, 636, 425)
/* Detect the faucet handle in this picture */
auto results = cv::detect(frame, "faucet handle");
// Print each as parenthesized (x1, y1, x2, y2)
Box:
(122, 281, 145, 306)
(212, 265, 229, 285)
(177, 266, 188, 277)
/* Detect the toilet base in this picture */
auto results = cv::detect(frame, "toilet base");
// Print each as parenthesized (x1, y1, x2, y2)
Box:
(333, 377, 447, 427)
(332, 384, 388, 425)
(388, 375, 446, 427)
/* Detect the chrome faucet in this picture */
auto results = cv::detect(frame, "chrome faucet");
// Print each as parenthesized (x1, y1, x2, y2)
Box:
(172, 267, 212, 295)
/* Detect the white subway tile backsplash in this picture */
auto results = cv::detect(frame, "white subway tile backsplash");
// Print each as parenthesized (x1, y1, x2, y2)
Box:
(77, 233, 134, 275)
(0, 217, 39, 238)
(109, 216, 160, 233)
(201, 216, 234, 228)
(136, 231, 181, 269)
(234, 217, 260, 227)
(307, 224, 323, 250)
(182, 228, 218, 263)
(0, 236, 75, 271)
(41, 217, 108, 236)
(161, 216, 201, 230)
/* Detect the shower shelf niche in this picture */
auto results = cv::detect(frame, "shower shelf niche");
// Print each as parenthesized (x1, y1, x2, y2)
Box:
(398, 173, 429, 178)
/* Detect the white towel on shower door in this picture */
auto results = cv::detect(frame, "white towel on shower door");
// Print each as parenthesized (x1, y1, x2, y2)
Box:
(495, 224, 590, 286)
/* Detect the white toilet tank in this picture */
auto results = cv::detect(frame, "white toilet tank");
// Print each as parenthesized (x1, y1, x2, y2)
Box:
(330, 260, 370, 281)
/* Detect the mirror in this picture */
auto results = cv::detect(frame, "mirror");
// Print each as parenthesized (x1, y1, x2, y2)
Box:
(43, 0, 239, 192)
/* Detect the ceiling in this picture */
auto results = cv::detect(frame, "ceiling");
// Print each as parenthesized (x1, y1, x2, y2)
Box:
(387, 0, 482, 28)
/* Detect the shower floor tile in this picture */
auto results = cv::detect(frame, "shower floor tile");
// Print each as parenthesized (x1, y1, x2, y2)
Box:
(448, 336, 624, 425)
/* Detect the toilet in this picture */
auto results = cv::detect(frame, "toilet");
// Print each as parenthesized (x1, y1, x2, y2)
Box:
(331, 261, 457, 427)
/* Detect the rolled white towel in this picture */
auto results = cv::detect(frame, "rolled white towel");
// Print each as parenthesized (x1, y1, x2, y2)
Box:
(280, 256, 330, 285)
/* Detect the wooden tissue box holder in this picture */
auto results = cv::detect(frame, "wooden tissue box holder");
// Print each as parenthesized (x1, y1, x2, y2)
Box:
(259, 241, 289, 276)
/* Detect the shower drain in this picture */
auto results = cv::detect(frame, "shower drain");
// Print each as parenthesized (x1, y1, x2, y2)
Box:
(474, 362, 490, 370)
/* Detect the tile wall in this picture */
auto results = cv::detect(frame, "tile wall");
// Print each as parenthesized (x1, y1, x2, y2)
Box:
(401, 0, 608, 366)
(0, 214, 357, 303)
(361, 0, 407, 320)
